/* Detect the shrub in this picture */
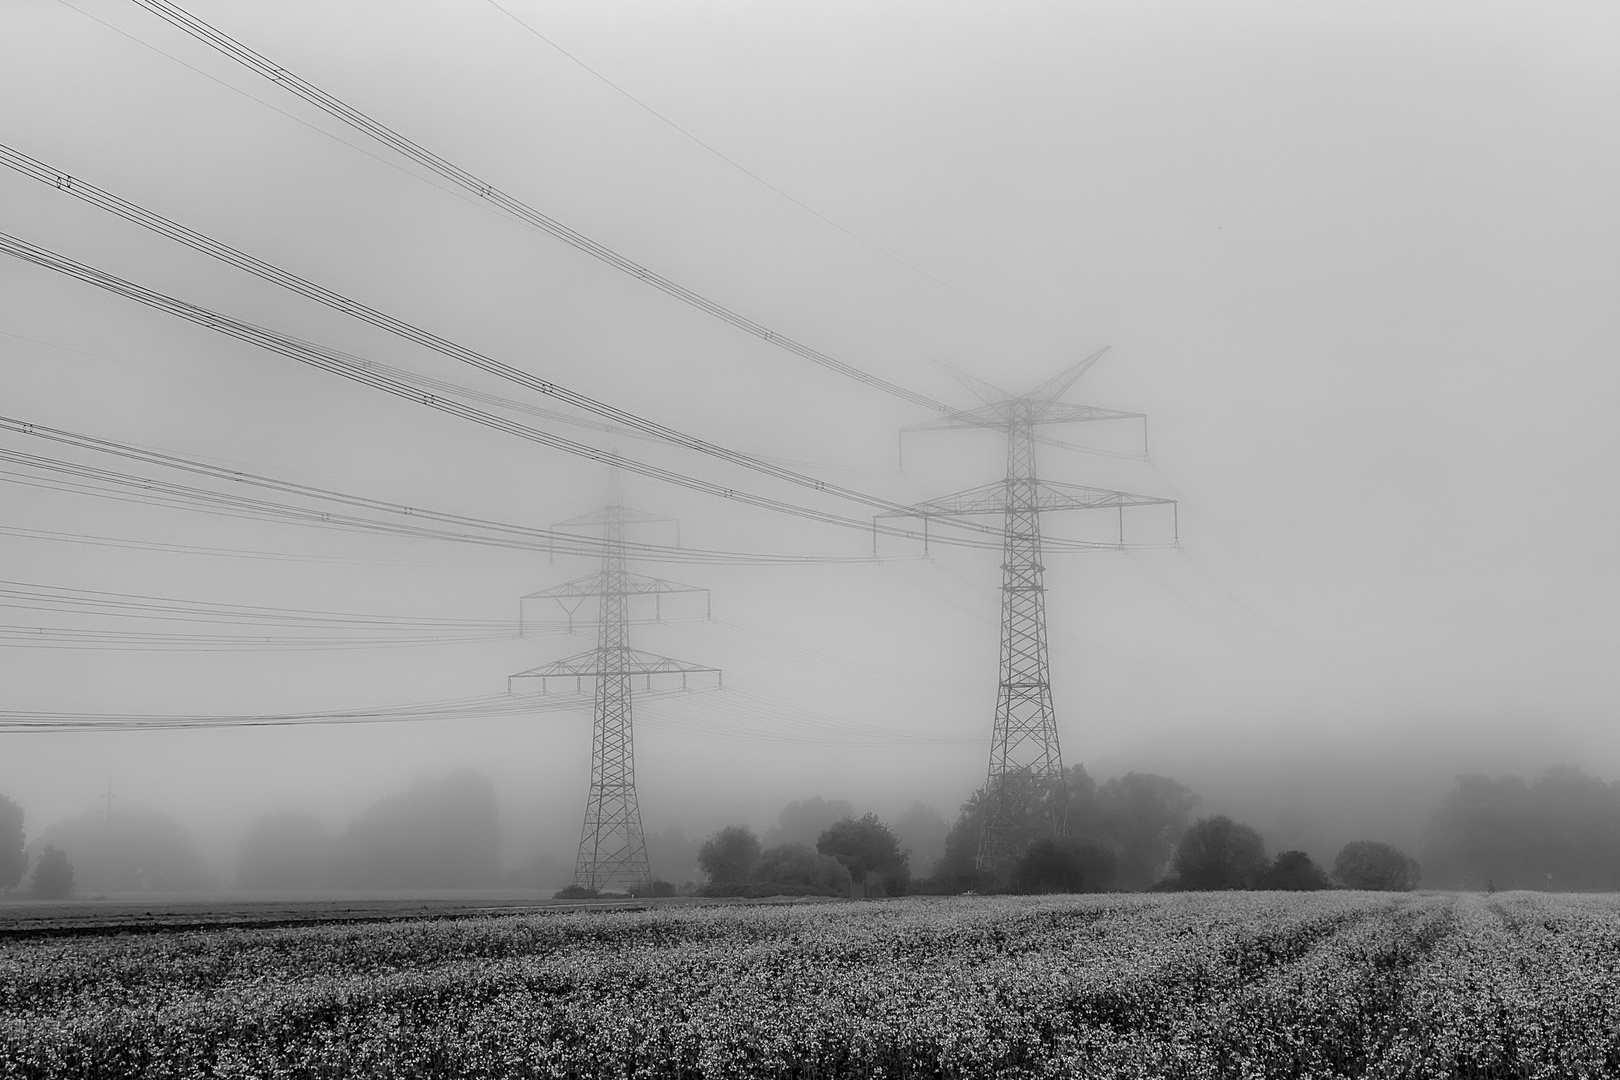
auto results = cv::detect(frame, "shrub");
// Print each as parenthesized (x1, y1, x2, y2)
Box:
(698, 825, 761, 884)
(1260, 850, 1334, 891)
(753, 843, 851, 894)
(1168, 815, 1267, 890)
(1334, 841, 1421, 891)
(30, 845, 73, 900)
(1011, 838, 1117, 894)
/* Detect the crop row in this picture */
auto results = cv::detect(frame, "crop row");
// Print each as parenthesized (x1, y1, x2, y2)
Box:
(5, 892, 1620, 1078)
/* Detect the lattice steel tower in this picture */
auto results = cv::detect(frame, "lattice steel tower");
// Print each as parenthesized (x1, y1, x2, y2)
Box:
(890, 350, 1174, 872)
(510, 498, 717, 892)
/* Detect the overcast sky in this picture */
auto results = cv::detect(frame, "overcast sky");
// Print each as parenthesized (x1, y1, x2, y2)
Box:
(3, 0, 1618, 865)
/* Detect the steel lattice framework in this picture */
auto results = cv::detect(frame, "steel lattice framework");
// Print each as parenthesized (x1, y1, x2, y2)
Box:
(510, 500, 717, 892)
(886, 349, 1174, 872)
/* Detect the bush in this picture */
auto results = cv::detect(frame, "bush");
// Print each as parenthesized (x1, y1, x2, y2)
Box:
(1259, 850, 1334, 891)
(1167, 815, 1267, 890)
(698, 825, 761, 884)
(30, 845, 73, 900)
(753, 843, 851, 894)
(1011, 838, 1117, 894)
(1335, 840, 1421, 891)
(817, 813, 908, 895)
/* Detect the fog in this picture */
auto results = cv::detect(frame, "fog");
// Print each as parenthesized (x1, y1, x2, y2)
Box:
(2, 1, 1618, 893)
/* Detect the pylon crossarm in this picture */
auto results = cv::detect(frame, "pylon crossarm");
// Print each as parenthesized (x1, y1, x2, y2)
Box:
(880, 480, 1175, 518)
(1025, 402, 1146, 426)
(936, 362, 1014, 406)
(510, 648, 716, 681)
(903, 401, 1145, 434)
(525, 572, 707, 600)
(1025, 346, 1111, 404)
(1032, 481, 1175, 510)
(522, 573, 607, 600)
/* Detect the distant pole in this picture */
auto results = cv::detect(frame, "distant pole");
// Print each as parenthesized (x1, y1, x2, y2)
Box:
(101, 779, 113, 899)
(979, 399, 1065, 870)
(879, 350, 1175, 874)
(510, 483, 718, 893)
(576, 500, 648, 891)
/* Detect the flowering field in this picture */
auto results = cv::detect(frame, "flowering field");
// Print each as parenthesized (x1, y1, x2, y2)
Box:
(4, 891, 1620, 1078)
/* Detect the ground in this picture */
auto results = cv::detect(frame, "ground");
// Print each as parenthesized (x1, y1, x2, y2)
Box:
(4, 890, 1617, 1078)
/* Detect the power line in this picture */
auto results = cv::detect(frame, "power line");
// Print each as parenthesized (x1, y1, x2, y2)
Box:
(0, 691, 593, 732)
(0, 233, 971, 546)
(480, 0, 1029, 329)
(47, 0, 501, 220)
(0, 626, 519, 651)
(127, 0, 951, 413)
(0, 153, 1000, 545)
(0, 430, 896, 565)
(0, 226, 1115, 552)
(0, 578, 511, 630)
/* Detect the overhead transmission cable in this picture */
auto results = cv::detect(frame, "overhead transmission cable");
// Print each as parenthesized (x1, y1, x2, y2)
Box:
(479, 0, 1030, 329)
(0, 145, 1006, 545)
(0, 578, 510, 630)
(0, 685, 962, 744)
(0, 230, 1114, 552)
(0, 233, 950, 545)
(125, 0, 950, 414)
(0, 691, 593, 733)
(0, 417, 896, 565)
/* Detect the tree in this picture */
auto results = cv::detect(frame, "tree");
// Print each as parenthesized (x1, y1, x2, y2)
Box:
(1096, 773, 1200, 890)
(340, 768, 501, 889)
(1424, 767, 1620, 890)
(1334, 841, 1420, 891)
(752, 843, 851, 894)
(30, 845, 73, 900)
(237, 809, 333, 891)
(37, 805, 211, 892)
(817, 813, 908, 894)
(1169, 815, 1267, 890)
(0, 795, 24, 892)
(893, 802, 950, 877)
(932, 766, 1092, 888)
(1259, 850, 1333, 891)
(697, 825, 760, 883)
(764, 797, 855, 849)
(1011, 838, 1117, 894)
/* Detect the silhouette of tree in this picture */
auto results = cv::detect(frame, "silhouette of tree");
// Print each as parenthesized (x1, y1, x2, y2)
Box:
(0, 795, 23, 892)
(237, 809, 332, 891)
(752, 842, 850, 894)
(38, 805, 210, 892)
(30, 845, 73, 900)
(1170, 815, 1267, 890)
(763, 797, 855, 849)
(1011, 838, 1116, 894)
(817, 813, 908, 894)
(933, 765, 1096, 887)
(1096, 773, 1200, 890)
(1260, 850, 1333, 890)
(1334, 841, 1420, 891)
(892, 802, 950, 876)
(340, 769, 501, 889)
(697, 825, 760, 883)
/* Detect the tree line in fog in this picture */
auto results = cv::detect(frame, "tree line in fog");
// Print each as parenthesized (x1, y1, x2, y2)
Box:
(5, 763, 1620, 897)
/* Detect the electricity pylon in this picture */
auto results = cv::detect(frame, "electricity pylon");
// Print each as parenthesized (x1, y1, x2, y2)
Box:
(885, 349, 1175, 872)
(510, 499, 718, 892)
